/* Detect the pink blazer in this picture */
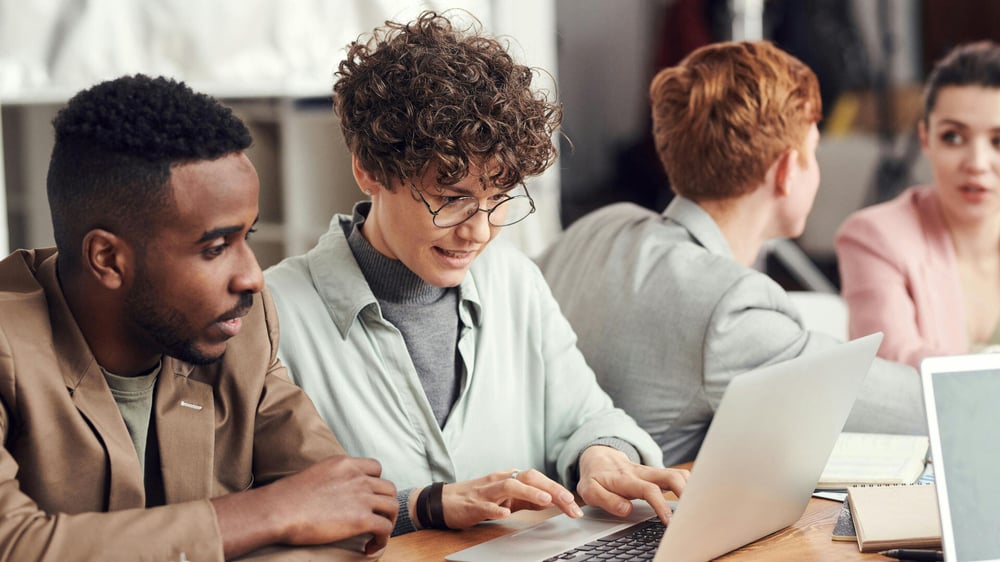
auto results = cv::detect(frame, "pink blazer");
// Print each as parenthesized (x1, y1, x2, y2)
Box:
(835, 186, 967, 368)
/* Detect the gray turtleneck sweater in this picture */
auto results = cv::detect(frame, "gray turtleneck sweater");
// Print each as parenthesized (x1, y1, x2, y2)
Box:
(345, 215, 461, 428)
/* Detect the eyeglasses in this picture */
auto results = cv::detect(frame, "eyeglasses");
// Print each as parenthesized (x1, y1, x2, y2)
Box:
(410, 183, 536, 228)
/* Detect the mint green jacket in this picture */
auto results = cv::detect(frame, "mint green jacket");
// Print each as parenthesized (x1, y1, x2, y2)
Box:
(265, 210, 662, 491)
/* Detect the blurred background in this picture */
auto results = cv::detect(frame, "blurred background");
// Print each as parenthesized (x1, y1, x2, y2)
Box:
(2, 0, 998, 290)
(557, 0, 1000, 292)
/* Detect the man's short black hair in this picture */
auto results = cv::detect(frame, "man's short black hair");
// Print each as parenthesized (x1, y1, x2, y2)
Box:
(47, 74, 252, 271)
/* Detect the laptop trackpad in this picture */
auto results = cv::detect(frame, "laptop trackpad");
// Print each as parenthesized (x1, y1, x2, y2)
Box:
(445, 501, 663, 562)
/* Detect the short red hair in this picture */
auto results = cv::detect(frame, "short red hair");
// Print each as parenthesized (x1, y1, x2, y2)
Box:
(650, 41, 821, 201)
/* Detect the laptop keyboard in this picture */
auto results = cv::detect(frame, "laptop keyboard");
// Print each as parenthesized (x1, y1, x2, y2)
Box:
(542, 517, 665, 561)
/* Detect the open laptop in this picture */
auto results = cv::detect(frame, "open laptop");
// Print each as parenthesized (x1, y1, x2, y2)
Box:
(921, 354, 1000, 562)
(447, 333, 883, 562)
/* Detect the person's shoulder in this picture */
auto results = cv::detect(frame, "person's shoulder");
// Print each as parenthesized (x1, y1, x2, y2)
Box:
(671, 242, 756, 300)
(640, 206, 742, 278)
(537, 202, 662, 270)
(566, 202, 662, 235)
(0, 249, 58, 336)
(580, 201, 660, 221)
(626, 223, 752, 315)
(0, 248, 52, 295)
(837, 186, 929, 241)
(0, 251, 48, 378)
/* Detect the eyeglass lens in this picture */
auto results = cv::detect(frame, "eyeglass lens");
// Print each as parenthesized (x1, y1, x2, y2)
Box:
(436, 195, 534, 227)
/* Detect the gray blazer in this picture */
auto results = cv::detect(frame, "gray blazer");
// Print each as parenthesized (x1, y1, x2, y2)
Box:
(537, 197, 926, 466)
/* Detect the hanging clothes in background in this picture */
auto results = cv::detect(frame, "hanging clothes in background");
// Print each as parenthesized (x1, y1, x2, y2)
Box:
(768, 0, 873, 123)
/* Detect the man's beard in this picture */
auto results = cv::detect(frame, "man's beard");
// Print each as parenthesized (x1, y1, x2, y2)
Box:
(124, 270, 252, 365)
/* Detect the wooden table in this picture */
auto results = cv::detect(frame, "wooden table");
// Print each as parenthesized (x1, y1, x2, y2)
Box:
(382, 495, 887, 561)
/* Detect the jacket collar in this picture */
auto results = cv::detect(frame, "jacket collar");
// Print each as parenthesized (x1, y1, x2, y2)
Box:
(36, 251, 99, 392)
(37, 253, 147, 508)
(307, 203, 483, 339)
(662, 196, 735, 258)
(913, 186, 958, 266)
(38, 251, 213, 507)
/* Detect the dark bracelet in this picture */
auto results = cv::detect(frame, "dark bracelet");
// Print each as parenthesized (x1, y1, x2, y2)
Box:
(428, 481, 451, 530)
(415, 485, 433, 530)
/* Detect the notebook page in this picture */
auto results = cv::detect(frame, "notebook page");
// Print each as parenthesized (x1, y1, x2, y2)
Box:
(818, 433, 929, 489)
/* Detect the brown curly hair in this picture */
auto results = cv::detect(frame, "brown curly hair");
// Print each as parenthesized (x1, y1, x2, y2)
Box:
(333, 10, 562, 191)
(650, 41, 821, 201)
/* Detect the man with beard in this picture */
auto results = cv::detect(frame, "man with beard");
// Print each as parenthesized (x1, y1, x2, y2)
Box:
(0, 75, 396, 561)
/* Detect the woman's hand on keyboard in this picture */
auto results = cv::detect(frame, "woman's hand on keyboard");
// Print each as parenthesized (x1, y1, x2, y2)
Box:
(576, 446, 690, 525)
(437, 469, 584, 529)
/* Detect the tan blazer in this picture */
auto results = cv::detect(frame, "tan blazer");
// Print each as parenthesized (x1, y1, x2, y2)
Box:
(0, 248, 344, 561)
(836, 187, 967, 368)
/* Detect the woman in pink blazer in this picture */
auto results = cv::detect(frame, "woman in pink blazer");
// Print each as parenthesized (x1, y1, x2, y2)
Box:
(836, 41, 1000, 368)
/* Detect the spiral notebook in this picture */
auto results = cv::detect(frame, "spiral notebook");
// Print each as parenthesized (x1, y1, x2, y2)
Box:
(846, 483, 941, 552)
(817, 432, 929, 490)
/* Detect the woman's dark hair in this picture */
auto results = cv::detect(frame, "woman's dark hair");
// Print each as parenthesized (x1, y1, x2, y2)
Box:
(924, 41, 1000, 123)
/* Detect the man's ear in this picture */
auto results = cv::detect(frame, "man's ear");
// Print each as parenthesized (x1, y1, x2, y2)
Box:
(773, 149, 797, 198)
(352, 154, 384, 196)
(81, 229, 131, 290)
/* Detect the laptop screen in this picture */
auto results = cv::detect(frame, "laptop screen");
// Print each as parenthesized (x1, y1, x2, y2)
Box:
(922, 359, 1000, 562)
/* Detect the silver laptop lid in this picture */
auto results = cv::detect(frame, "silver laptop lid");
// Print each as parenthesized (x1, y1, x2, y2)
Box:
(655, 332, 881, 561)
(446, 334, 881, 562)
(921, 354, 1000, 562)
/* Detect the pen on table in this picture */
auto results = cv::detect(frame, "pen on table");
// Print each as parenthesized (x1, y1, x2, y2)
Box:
(878, 548, 944, 561)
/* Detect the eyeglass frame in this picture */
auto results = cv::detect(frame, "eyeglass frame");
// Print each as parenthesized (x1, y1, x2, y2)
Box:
(409, 182, 536, 228)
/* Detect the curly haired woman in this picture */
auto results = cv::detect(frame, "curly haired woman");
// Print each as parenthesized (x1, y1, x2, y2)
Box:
(265, 11, 688, 536)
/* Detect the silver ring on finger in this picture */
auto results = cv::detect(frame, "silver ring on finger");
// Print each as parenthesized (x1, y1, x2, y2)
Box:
(510, 469, 520, 481)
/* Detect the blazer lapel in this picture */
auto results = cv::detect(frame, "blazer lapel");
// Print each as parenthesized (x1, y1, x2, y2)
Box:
(156, 357, 215, 502)
(68, 362, 148, 510)
(916, 188, 967, 344)
(39, 254, 146, 510)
